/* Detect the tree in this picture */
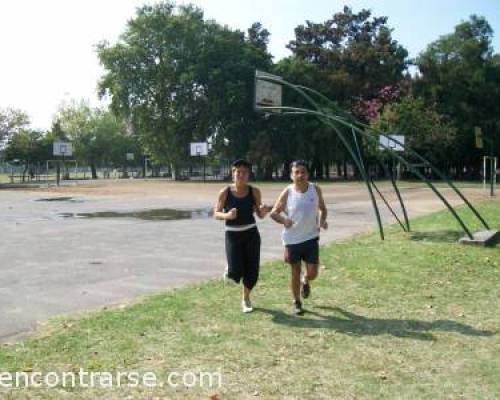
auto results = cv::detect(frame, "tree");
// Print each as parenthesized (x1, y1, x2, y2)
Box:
(97, 2, 272, 178)
(371, 96, 457, 170)
(247, 22, 270, 52)
(4, 129, 51, 181)
(288, 6, 408, 110)
(414, 15, 500, 172)
(273, 6, 409, 179)
(54, 100, 136, 178)
(0, 108, 30, 142)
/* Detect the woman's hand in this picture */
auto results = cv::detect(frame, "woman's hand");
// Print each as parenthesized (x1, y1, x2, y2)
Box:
(226, 208, 238, 220)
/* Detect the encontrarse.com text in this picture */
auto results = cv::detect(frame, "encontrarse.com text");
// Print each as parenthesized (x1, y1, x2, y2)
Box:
(0, 369, 222, 389)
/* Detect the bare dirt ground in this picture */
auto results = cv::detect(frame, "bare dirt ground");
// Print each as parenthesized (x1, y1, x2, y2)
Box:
(16, 178, 489, 207)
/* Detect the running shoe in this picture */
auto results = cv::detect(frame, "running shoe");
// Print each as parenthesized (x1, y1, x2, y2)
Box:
(242, 299, 253, 313)
(293, 300, 303, 315)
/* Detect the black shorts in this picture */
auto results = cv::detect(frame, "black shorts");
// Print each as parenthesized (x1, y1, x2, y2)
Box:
(225, 227, 261, 289)
(284, 237, 319, 265)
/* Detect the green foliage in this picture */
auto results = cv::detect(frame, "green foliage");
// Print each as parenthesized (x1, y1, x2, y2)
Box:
(415, 15, 500, 166)
(288, 6, 408, 107)
(0, 107, 30, 141)
(3, 6, 497, 178)
(371, 96, 457, 166)
(268, 6, 409, 178)
(96, 2, 272, 176)
(54, 100, 139, 174)
(4, 129, 51, 165)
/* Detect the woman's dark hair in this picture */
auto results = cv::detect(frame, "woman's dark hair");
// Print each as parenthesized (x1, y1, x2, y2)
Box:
(290, 160, 308, 170)
(231, 159, 252, 170)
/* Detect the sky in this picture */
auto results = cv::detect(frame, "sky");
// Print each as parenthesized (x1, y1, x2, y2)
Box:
(0, 0, 499, 130)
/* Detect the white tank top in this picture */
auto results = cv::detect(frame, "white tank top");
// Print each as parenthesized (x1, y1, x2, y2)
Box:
(282, 182, 319, 245)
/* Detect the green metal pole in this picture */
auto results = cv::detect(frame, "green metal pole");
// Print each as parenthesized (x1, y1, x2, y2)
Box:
(282, 83, 385, 240)
(327, 114, 475, 239)
(384, 161, 410, 231)
(260, 75, 489, 231)
(349, 118, 490, 230)
(491, 128, 495, 197)
(264, 105, 475, 240)
(370, 177, 408, 232)
(350, 127, 385, 239)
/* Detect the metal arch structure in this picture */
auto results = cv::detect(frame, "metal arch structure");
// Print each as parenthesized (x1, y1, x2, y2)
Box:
(255, 70, 492, 241)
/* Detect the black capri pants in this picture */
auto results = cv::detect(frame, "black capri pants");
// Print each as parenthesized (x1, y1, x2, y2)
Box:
(225, 227, 261, 290)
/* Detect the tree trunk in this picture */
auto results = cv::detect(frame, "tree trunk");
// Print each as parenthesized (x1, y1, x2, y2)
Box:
(91, 164, 98, 179)
(283, 161, 291, 180)
(171, 163, 180, 180)
(264, 164, 273, 180)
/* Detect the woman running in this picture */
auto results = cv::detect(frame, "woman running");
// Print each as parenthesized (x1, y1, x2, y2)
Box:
(214, 159, 271, 313)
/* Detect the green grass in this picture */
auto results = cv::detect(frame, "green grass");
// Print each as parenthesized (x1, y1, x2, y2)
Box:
(0, 201, 499, 399)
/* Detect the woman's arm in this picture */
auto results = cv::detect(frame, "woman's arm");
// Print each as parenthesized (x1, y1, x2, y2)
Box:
(214, 187, 237, 221)
(253, 187, 272, 219)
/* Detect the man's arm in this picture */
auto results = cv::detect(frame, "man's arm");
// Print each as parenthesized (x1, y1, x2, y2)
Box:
(214, 188, 237, 221)
(316, 184, 328, 230)
(270, 188, 293, 228)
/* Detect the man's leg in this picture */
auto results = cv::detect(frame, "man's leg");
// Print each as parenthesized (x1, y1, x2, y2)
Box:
(302, 238, 320, 298)
(290, 263, 304, 314)
(302, 263, 318, 298)
(305, 263, 319, 282)
(290, 262, 302, 302)
(285, 244, 304, 314)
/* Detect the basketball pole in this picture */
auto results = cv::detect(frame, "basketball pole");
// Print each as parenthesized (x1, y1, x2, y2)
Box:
(255, 71, 496, 241)
(483, 156, 487, 190)
(489, 128, 495, 197)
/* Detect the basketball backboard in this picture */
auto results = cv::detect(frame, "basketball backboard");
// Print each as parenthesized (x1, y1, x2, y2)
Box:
(255, 70, 283, 112)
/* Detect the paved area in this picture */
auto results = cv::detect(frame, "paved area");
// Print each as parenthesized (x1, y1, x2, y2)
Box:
(0, 180, 490, 341)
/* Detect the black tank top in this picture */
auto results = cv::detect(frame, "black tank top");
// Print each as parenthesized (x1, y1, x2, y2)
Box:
(224, 185, 256, 226)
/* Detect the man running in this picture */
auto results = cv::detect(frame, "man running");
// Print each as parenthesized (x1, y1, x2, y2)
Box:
(270, 160, 328, 315)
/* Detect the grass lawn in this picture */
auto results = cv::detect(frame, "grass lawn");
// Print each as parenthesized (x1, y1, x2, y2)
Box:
(0, 200, 499, 399)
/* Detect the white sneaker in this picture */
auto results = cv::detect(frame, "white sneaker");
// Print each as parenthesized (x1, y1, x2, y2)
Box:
(223, 267, 237, 286)
(241, 299, 253, 313)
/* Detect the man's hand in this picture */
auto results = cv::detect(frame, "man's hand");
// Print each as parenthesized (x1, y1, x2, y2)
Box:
(227, 208, 238, 220)
(320, 220, 328, 230)
(283, 218, 294, 229)
(259, 204, 272, 217)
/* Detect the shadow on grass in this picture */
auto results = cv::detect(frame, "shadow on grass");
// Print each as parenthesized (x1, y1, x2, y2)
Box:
(409, 230, 462, 243)
(255, 306, 495, 341)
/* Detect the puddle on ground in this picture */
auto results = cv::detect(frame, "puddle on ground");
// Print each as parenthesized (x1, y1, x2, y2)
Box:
(58, 208, 213, 221)
(36, 197, 84, 203)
